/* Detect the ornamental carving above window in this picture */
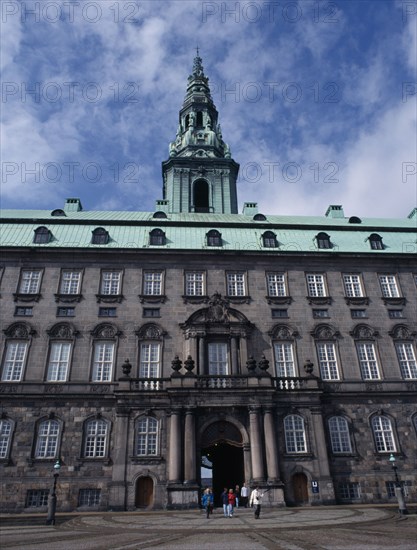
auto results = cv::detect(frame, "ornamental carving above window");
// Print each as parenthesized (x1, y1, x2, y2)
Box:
(349, 324, 379, 340)
(3, 322, 36, 339)
(90, 323, 121, 339)
(46, 323, 79, 339)
(135, 323, 166, 341)
(388, 324, 416, 340)
(269, 324, 299, 340)
(310, 324, 340, 340)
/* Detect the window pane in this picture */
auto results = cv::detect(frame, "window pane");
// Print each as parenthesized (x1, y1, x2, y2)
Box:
(47, 342, 71, 381)
(20, 270, 41, 293)
(144, 272, 162, 295)
(185, 272, 204, 296)
(396, 343, 417, 379)
(306, 274, 325, 297)
(274, 343, 295, 377)
(35, 420, 59, 458)
(284, 415, 306, 453)
(372, 416, 396, 452)
(92, 343, 114, 382)
(0, 420, 12, 459)
(140, 343, 160, 378)
(2, 342, 27, 381)
(100, 272, 121, 295)
(357, 343, 380, 380)
(227, 273, 245, 296)
(317, 343, 339, 380)
(136, 417, 158, 456)
(329, 417, 352, 453)
(267, 273, 286, 297)
(84, 420, 108, 458)
(208, 343, 229, 375)
(343, 274, 363, 297)
(379, 275, 399, 297)
(60, 271, 81, 294)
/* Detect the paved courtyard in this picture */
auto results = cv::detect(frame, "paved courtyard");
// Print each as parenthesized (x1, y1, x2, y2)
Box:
(1, 506, 416, 550)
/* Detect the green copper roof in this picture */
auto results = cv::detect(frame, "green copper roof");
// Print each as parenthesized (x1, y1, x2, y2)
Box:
(1, 205, 416, 254)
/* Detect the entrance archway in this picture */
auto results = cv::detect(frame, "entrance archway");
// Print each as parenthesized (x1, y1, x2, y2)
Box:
(200, 421, 244, 505)
(292, 473, 308, 504)
(135, 476, 154, 508)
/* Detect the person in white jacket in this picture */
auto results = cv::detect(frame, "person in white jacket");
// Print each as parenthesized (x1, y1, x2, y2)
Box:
(249, 486, 264, 519)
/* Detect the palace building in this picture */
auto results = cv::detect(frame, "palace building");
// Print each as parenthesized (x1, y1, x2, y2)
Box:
(1, 54, 416, 512)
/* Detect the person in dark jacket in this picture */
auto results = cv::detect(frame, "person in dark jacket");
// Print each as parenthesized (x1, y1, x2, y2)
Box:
(221, 487, 229, 517)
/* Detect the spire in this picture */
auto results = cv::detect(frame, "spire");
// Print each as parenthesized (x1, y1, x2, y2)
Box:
(161, 55, 239, 215)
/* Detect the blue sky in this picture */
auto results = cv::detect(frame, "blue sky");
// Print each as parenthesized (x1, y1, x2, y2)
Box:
(1, 0, 416, 217)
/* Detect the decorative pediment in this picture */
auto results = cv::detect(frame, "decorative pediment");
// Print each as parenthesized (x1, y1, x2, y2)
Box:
(135, 323, 166, 340)
(388, 324, 416, 340)
(269, 324, 299, 340)
(47, 323, 79, 339)
(90, 323, 121, 339)
(3, 322, 36, 339)
(182, 292, 250, 326)
(349, 324, 379, 340)
(311, 324, 341, 340)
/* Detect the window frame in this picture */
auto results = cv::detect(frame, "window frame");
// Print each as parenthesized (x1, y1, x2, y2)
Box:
(34, 418, 61, 459)
(142, 271, 164, 296)
(206, 229, 222, 247)
(316, 232, 331, 249)
(33, 226, 51, 244)
(184, 270, 206, 297)
(83, 418, 109, 459)
(284, 414, 307, 454)
(356, 342, 381, 380)
(0, 418, 14, 461)
(149, 228, 166, 246)
(266, 272, 287, 297)
(59, 270, 82, 295)
(371, 415, 396, 453)
(91, 341, 115, 382)
(306, 273, 327, 298)
(99, 270, 122, 296)
(78, 488, 101, 507)
(262, 231, 278, 248)
(139, 342, 161, 379)
(316, 341, 340, 380)
(46, 341, 72, 382)
(135, 416, 159, 456)
(328, 416, 353, 454)
(395, 342, 417, 379)
(226, 271, 247, 298)
(17, 269, 43, 295)
(91, 227, 109, 245)
(273, 342, 297, 377)
(342, 274, 364, 298)
(1, 341, 29, 382)
(378, 274, 400, 298)
(208, 341, 230, 376)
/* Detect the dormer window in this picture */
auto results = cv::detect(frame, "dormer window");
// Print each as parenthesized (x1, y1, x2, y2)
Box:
(91, 228, 109, 245)
(153, 211, 167, 219)
(149, 228, 166, 246)
(369, 233, 384, 250)
(253, 213, 267, 221)
(348, 216, 361, 224)
(316, 232, 331, 249)
(51, 209, 66, 217)
(207, 229, 222, 247)
(262, 231, 278, 248)
(33, 227, 51, 244)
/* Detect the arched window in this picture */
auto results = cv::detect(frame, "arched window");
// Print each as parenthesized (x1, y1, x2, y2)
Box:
(369, 233, 384, 250)
(284, 414, 307, 453)
(91, 228, 109, 245)
(351, 325, 381, 380)
(253, 213, 266, 221)
(51, 209, 66, 217)
(90, 324, 120, 382)
(35, 419, 61, 458)
(83, 418, 109, 458)
(328, 416, 352, 454)
(348, 216, 361, 224)
(153, 211, 167, 219)
(45, 323, 78, 382)
(136, 416, 158, 456)
(371, 415, 396, 453)
(271, 325, 298, 377)
(206, 229, 222, 247)
(33, 226, 51, 244)
(262, 231, 278, 248)
(1, 323, 35, 382)
(136, 324, 165, 389)
(0, 418, 14, 460)
(149, 228, 166, 246)
(389, 325, 417, 380)
(196, 111, 203, 126)
(194, 179, 209, 212)
(316, 232, 331, 249)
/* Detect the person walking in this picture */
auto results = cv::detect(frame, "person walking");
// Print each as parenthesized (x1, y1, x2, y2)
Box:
(234, 485, 240, 508)
(249, 486, 264, 519)
(221, 487, 229, 517)
(202, 488, 214, 518)
(240, 482, 249, 508)
(227, 488, 236, 517)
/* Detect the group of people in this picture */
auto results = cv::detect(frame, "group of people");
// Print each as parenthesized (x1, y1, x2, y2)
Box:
(202, 483, 265, 519)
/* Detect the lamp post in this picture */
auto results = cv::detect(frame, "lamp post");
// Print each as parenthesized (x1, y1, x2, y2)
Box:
(46, 460, 61, 525)
(389, 454, 408, 515)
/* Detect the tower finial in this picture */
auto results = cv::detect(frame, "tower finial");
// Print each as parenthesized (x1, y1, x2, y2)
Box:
(192, 47, 204, 78)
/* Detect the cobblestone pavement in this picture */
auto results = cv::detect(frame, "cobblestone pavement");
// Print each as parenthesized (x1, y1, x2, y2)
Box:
(1, 507, 416, 550)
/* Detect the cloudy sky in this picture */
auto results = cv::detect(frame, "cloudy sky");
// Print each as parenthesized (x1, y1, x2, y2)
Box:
(1, 0, 416, 218)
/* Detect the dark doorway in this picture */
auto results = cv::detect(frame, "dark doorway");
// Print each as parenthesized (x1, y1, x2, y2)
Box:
(293, 473, 308, 504)
(194, 179, 209, 213)
(135, 476, 153, 508)
(202, 443, 244, 506)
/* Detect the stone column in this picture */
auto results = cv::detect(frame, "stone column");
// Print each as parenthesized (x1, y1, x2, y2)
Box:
(168, 409, 182, 483)
(184, 409, 196, 484)
(249, 407, 264, 481)
(263, 408, 280, 482)
(109, 406, 130, 510)
(310, 408, 331, 477)
(198, 334, 205, 375)
(239, 334, 248, 373)
(231, 336, 238, 375)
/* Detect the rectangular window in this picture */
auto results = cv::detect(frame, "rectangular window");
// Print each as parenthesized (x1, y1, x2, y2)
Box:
(14, 306, 33, 316)
(316, 342, 339, 380)
(313, 309, 329, 318)
(396, 343, 417, 379)
(26, 490, 49, 507)
(271, 309, 288, 318)
(306, 274, 326, 297)
(266, 273, 287, 297)
(338, 483, 361, 500)
(226, 272, 246, 297)
(19, 270, 41, 294)
(357, 343, 380, 380)
(78, 488, 101, 507)
(343, 274, 363, 297)
(59, 270, 81, 294)
(1, 342, 28, 381)
(388, 310, 403, 319)
(46, 342, 71, 381)
(185, 271, 205, 296)
(35, 420, 59, 458)
(57, 307, 75, 317)
(92, 343, 114, 382)
(274, 343, 296, 377)
(98, 307, 117, 317)
(100, 271, 121, 295)
(379, 275, 400, 297)
(139, 343, 160, 378)
(84, 420, 107, 458)
(143, 308, 160, 318)
(208, 343, 229, 375)
(143, 271, 163, 295)
(351, 309, 367, 319)
(0, 420, 12, 459)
